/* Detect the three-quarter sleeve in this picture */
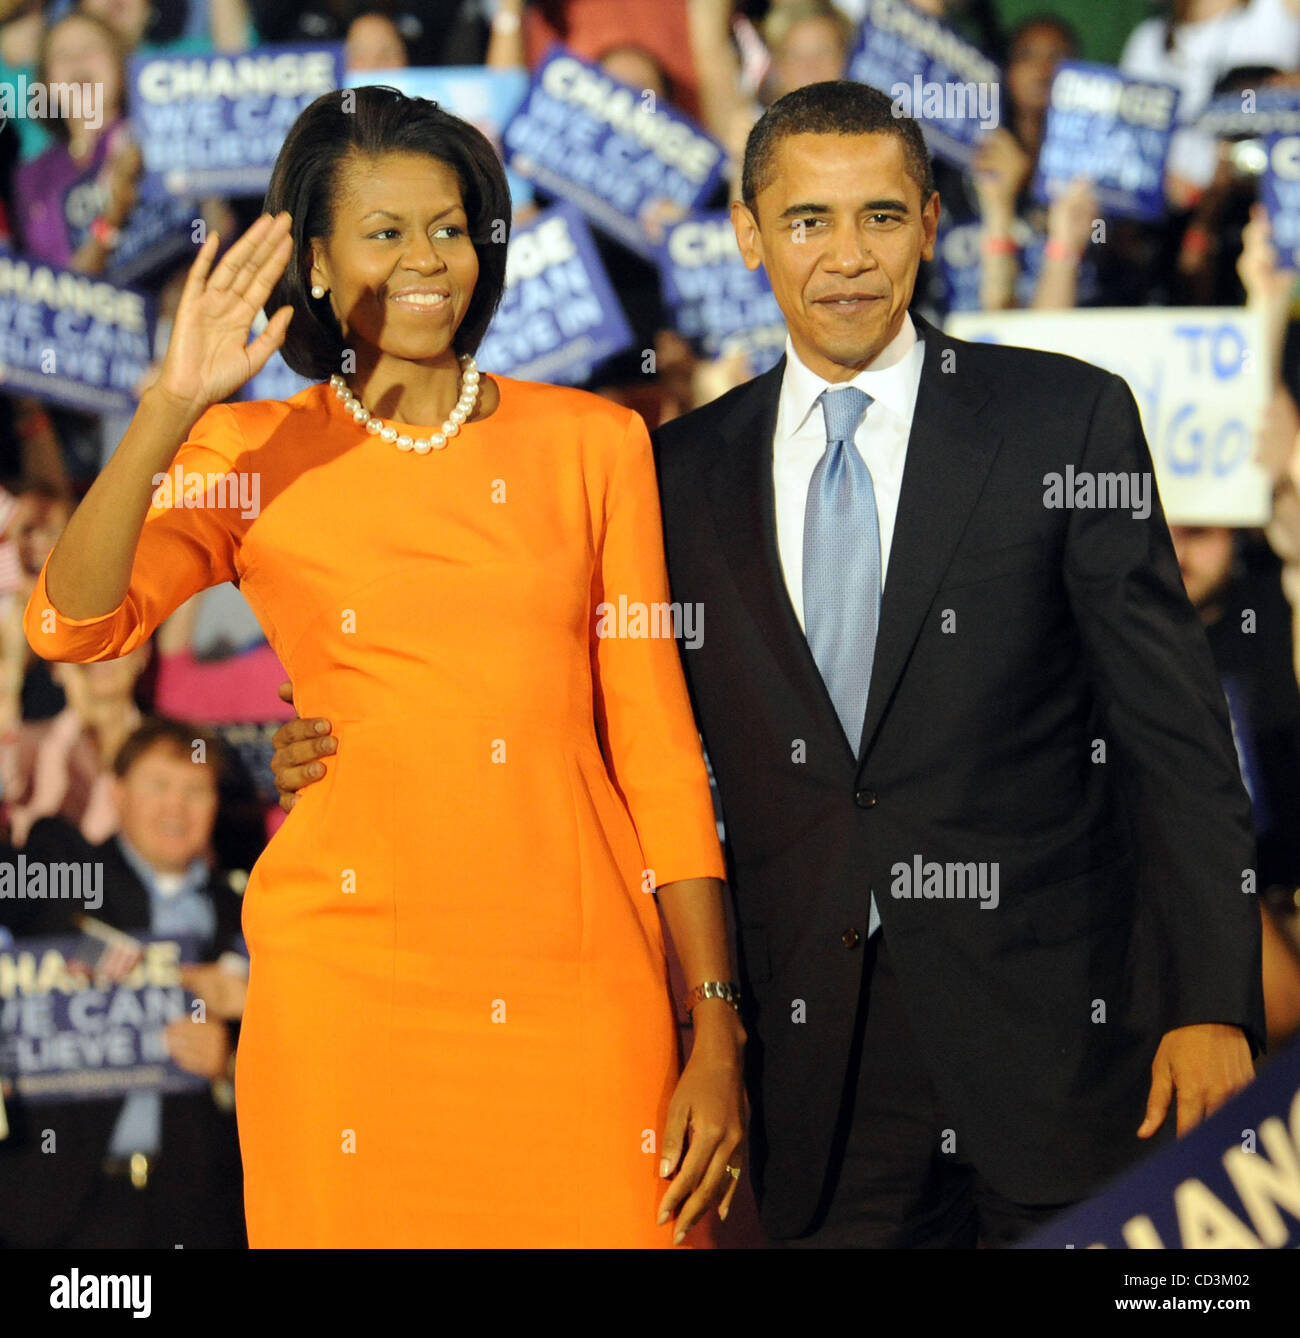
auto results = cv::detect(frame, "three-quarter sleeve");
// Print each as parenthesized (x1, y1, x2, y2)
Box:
(24, 402, 245, 663)
(590, 408, 725, 888)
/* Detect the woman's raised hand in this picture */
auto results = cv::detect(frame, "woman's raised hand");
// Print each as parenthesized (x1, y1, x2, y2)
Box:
(154, 211, 296, 418)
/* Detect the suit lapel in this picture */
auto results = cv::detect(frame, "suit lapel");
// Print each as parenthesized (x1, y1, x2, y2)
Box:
(854, 313, 1003, 770)
(704, 355, 853, 756)
(702, 314, 1006, 773)
(99, 836, 152, 930)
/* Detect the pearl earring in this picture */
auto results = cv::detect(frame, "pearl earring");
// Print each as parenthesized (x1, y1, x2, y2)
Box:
(311, 283, 326, 299)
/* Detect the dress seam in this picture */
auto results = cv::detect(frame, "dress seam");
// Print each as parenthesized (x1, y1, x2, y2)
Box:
(564, 752, 590, 1248)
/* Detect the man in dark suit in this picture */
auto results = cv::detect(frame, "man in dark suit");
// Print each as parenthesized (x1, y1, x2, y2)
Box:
(650, 79, 1263, 1246)
(268, 81, 1265, 1248)
(0, 718, 247, 1248)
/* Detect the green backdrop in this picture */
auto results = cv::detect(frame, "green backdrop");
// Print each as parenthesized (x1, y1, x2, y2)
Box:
(993, 0, 1156, 64)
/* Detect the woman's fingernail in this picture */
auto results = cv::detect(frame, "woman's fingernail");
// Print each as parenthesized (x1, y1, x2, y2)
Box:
(673, 1230, 685, 1245)
(659, 1157, 671, 1177)
(656, 1210, 668, 1226)
(314, 719, 329, 733)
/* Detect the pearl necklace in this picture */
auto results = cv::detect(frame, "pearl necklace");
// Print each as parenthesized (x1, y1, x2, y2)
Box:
(329, 355, 480, 453)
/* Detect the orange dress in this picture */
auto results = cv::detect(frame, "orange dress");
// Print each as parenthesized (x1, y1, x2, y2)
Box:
(24, 376, 727, 1247)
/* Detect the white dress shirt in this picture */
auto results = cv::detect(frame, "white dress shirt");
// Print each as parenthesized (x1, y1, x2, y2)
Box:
(772, 312, 926, 632)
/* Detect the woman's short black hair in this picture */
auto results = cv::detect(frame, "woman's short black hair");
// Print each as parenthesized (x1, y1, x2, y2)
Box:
(263, 84, 512, 381)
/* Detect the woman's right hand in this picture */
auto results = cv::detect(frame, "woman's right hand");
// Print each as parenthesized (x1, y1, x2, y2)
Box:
(153, 211, 296, 419)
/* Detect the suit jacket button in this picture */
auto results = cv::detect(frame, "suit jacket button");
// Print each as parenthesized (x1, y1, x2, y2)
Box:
(854, 789, 877, 808)
(841, 928, 861, 948)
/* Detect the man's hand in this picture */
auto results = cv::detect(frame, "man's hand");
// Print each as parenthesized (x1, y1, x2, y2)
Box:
(1138, 1023, 1254, 1139)
(165, 1016, 231, 1079)
(179, 962, 247, 1020)
(269, 680, 336, 812)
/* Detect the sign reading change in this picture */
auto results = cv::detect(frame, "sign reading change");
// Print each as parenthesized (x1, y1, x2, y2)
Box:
(0, 256, 154, 414)
(944, 308, 1271, 526)
(0, 934, 207, 1104)
(131, 43, 344, 198)
(502, 46, 726, 261)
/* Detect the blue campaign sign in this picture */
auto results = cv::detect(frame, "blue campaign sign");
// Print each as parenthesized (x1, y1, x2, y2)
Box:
(237, 344, 314, 404)
(1023, 1036, 1300, 1248)
(476, 201, 634, 384)
(0, 255, 154, 413)
(1032, 61, 1179, 223)
(1199, 86, 1300, 140)
(344, 66, 533, 209)
(130, 43, 345, 200)
(657, 211, 785, 373)
(845, 0, 1002, 169)
(0, 934, 208, 1104)
(102, 195, 198, 288)
(60, 163, 198, 288)
(935, 217, 1101, 314)
(501, 45, 727, 261)
(1261, 134, 1300, 269)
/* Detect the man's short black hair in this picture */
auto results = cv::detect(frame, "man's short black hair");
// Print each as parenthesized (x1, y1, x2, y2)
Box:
(741, 80, 936, 217)
(263, 85, 512, 381)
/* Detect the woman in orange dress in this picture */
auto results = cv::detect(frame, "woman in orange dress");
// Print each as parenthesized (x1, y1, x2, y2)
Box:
(24, 87, 747, 1247)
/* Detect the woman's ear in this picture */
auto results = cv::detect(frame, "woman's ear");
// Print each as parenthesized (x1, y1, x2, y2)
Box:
(307, 240, 329, 292)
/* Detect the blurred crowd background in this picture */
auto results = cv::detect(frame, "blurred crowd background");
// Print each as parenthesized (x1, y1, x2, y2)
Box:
(1, 0, 1300, 1250)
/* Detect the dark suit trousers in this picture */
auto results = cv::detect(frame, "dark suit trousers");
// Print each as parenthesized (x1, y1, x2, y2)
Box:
(781, 935, 1077, 1248)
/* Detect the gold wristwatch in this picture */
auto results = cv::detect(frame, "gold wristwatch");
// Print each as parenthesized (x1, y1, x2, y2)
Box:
(682, 980, 741, 1018)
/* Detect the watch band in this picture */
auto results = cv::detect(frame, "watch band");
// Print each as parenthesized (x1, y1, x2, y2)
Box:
(682, 979, 741, 1015)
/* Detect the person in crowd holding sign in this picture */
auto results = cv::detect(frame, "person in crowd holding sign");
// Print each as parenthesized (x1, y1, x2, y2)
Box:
(23, 85, 745, 1248)
(79, 0, 255, 57)
(927, 15, 1130, 317)
(0, 717, 247, 1249)
(343, 9, 409, 71)
(1121, 0, 1300, 209)
(275, 78, 1267, 1248)
(14, 13, 141, 274)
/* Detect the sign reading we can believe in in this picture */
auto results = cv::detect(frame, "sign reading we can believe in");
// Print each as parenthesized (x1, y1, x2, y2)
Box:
(476, 201, 634, 386)
(0, 934, 206, 1104)
(0, 255, 154, 414)
(501, 45, 727, 262)
(130, 43, 345, 199)
(656, 211, 786, 374)
(1033, 61, 1180, 223)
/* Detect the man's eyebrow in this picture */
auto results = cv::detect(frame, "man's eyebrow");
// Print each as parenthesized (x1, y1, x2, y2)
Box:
(776, 198, 911, 219)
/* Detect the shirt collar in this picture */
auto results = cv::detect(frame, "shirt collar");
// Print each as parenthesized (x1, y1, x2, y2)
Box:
(115, 833, 209, 901)
(779, 310, 923, 437)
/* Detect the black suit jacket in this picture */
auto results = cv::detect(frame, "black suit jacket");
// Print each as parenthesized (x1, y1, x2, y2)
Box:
(0, 819, 246, 1248)
(652, 310, 1266, 1239)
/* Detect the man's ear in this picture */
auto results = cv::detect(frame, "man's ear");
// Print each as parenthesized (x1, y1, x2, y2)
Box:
(920, 189, 941, 263)
(731, 199, 764, 273)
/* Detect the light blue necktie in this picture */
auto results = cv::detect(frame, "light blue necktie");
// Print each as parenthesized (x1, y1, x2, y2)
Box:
(803, 385, 882, 937)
